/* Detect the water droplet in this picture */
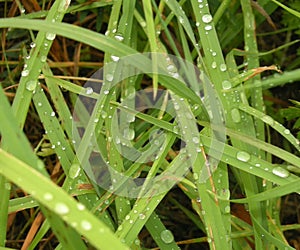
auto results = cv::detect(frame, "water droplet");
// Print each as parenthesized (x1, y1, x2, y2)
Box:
(134, 239, 140, 245)
(204, 25, 212, 31)
(283, 129, 290, 135)
(219, 64, 227, 72)
(202, 14, 213, 23)
(211, 61, 217, 69)
(85, 87, 93, 95)
(77, 203, 85, 211)
(30, 42, 36, 48)
(126, 114, 135, 123)
(50, 111, 55, 117)
(40, 56, 47, 62)
(46, 32, 56, 41)
(105, 74, 114, 82)
(101, 111, 107, 119)
(43, 192, 53, 201)
(111, 55, 120, 62)
(261, 115, 274, 125)
(114, 34, 124, 41)
(192, 137, 200, 144)
(222, 80, 232, 90)
(26, 80, 37, 91)
(193, 172, 199, 180)
(224, 205, 230, 213)
(123, 128, 135, 140)
(21, 69, 29, 77)
(272, 166, 290, 178)
(81, 220, 92, 231)
(236, 151, 251, 162)
(139, 213, 146, 220)
(231, 108, 241, 123)
(103, 90, 109, 95)
(54, 203, 70, 215)
(179, 16, 184, 24)
(160, 229, 174, 244)
(69, 163, 81, 179)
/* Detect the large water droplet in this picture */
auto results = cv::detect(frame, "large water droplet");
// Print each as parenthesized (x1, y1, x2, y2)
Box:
(261, 115, 274, 125)
(123, 128, 135, 140)
(54, 202, 70, 215)
(202, 14, 213, 23)
(139, 213, 146, 220)
(219, 64, 227, 72)
(114, 34, 124, 41)
(126, 113, 135, 123)
(30, 42, 36, 48)
(231, 108, 241, 123)
(40, 56, 47, 63)
(283, 129, 290, 135)
(236, 151, 251, 162)
(69, 163, 81, 179)
(105, 74, 114, 82)
(111, 55, 120, 62)
(160, 229, 174, 244)
(21, 69, 29, 77)
(204, 25, 212, 31)
(26, 80, 37, 91)
(222, 80, 232, 90)
(43, 192, 53, 201)
(85, 87, 93, 95)
(46, 32, 56, 41)
(272, 166, 290, 178)
(81, 220, 92, 231)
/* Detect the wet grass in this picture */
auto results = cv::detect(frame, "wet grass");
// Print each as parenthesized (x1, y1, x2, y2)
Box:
(0, 0, 300, 249)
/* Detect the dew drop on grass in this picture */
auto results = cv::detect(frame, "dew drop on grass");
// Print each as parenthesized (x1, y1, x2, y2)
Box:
(126, 114, 135, 123)
(103, 90, 110, 95)
(46, 32, 56, 40)
(30, 42, 36, 48)
(222, 80, 232, 90)
(193, 172, 199, 180)
(272, 166, 290, 178)
(85, 87, 93, 95)
(111, 55, 120, 62)
(105, 74, 114, 82)
(160, 230, 174, 244)
(192, 137, 200, 144)
(204, 25, 212, 31)
(81, 220, 92, 231)
(21, 69, 29, 77)
(139, 213, 146, 220)
(54, 202, 70, 215)
(77, 203, 85, 211)
(50, 111, 55, 117)
(231, 108, 241, 123)
(236, 151, 251, 162)
(123, 128, 135, 140)
(69, 163, 81, 179)
(224, 205, 230, 214)
(283, 129, 290, 135)
(101, 111, 107, 119)
(202, 14, 213, 23)
(40, 56, 47, 63)
(219, 64, 227, 72)
(114, 34, 124, 41)
(26, 80, 37, 91)
(261, 115, 274, 125)
(43, 192, 53, 201)
(211, 61, 217, 69)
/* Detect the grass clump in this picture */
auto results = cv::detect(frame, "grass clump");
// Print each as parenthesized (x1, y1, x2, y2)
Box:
(0, 0, 300, 249)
